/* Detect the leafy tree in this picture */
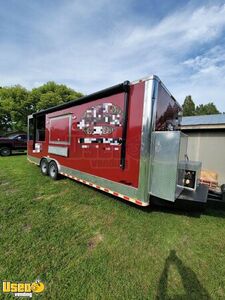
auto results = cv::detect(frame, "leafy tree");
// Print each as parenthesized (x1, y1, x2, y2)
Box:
(37, 92, 62, 111)
(30, 81, 83, 111)
(0, 82, 83, 133)
(195, 102, 220, 115)
(0, 104, 11, 134)
(182, 95, 195, 116)
(0, 85, 29, 132)
(182, 96, 220, 116)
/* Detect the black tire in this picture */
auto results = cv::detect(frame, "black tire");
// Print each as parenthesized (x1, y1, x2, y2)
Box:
(0, 147, 11, 156)
(40, 158, 49, 176)
(49, 161, 58, 180)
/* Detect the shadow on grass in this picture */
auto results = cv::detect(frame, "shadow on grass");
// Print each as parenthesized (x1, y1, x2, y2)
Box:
(62, 176, 225, 219)
(156, 250, 211, 300)
(107, 193, 225, 219)
(131, 201, 225, 219)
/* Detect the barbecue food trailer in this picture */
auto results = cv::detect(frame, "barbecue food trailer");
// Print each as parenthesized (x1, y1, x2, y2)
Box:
(27, 75, 210, 208)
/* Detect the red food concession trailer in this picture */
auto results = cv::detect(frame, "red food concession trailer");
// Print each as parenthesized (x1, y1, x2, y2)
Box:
(27, 75, 209, 207)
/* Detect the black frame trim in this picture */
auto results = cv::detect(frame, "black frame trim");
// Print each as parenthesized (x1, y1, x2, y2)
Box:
(120, 81, 130, 169)
(33, 81, 130, 117)
(33, 116, 37, 150)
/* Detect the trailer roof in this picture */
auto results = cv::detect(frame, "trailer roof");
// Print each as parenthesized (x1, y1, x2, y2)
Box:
(33, 81, 130, 117)
(32, 75, 180, 117)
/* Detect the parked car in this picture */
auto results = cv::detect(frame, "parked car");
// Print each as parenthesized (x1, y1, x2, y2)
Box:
(0, 133, 27, 156)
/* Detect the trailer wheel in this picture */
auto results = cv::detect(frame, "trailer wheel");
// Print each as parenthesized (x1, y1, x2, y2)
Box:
(40, 158, 49, 176)
(49, 161, 58, 180)
(0, 147, 11, 156)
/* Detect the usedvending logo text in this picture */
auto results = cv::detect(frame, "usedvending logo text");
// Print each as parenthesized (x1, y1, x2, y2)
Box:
(2, 280, 45, 298)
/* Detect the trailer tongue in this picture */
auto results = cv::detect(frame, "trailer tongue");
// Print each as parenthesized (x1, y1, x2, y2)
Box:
(27, 75, 223, 209)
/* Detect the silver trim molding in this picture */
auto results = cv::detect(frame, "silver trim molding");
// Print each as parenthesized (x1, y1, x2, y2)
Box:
(27, 155, 40, 165)
(136, 78, 158, 204)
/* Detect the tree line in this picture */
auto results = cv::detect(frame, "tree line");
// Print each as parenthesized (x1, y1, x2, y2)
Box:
(0, 82, 221, 134)
(0, 82, 83, 134)
(182, 95, 220, 116)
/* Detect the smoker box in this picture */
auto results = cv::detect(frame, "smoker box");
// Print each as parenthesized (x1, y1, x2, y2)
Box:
(150, 131, 188, 202)
(182, 160, 202, 191)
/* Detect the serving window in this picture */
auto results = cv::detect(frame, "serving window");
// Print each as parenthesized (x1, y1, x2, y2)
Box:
(49, 114, 71, 145)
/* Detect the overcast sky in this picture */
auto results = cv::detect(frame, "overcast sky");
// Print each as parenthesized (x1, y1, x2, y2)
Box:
(0, 0, 225, 111)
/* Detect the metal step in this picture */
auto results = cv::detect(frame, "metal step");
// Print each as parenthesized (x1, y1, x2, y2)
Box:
(152, 184, 225, 211)
(172, 184, 208, 211)
(178, 184, 208, 205)
(152, 184, 208, 211)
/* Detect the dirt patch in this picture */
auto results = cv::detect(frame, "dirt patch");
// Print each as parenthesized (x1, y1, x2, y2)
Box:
(53, 180, 68, 185)
(5, 189, 18, 195)
(34, 189, 69, 201)
(34, 194, 55, 201)
(23, 223, 32, 232)
(88, 233, 104, 251)
(0, 182, 10, 186)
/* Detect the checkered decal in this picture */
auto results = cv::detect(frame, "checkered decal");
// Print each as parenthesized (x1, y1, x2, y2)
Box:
(78, 138, 122, 145)
(77, 103, 123, 135)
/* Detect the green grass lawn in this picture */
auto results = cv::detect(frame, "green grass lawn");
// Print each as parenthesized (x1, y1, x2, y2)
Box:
(0, 155, 225, 299)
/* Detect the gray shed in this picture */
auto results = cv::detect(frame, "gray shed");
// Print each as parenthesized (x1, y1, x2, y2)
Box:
(181, 114, 225, 185)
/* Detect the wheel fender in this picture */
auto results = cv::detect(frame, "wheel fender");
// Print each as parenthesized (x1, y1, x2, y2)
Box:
(45, 157, 61, 172)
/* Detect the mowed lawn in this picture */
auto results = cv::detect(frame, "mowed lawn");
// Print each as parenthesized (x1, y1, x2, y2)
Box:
(0, 155, 225, 299)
